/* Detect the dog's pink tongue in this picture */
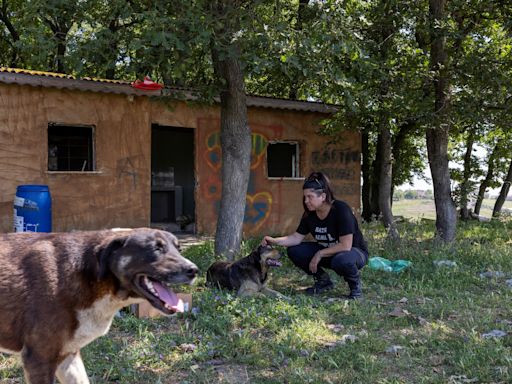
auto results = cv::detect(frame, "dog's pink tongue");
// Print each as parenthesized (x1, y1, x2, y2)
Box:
(266, 259, 282, 267)
(154, 282, 184, 312)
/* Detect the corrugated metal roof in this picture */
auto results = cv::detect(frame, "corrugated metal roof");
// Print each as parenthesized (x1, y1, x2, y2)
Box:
(0, 67, 337, 114)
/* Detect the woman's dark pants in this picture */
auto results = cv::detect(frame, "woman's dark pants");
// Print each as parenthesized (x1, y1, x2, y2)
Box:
(287, 242, 368, 293)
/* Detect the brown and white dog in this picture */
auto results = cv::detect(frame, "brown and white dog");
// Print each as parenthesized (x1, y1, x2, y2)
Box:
(0, 228, 198, 384)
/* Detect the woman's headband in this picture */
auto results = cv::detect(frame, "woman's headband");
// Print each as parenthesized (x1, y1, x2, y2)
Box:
(303, 177, 324, 190)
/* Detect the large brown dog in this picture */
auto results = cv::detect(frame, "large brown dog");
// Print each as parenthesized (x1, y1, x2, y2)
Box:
(206, 245, 287, 298)
(0, 228, 198, 384)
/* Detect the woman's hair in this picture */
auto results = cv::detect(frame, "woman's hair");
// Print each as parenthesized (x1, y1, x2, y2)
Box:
(302, 171, 336, 215)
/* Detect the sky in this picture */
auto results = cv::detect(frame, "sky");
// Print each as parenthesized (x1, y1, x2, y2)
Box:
(398, 163, 503, 197)
(397, 168, 432, 191)
(399, 144, 506, 196)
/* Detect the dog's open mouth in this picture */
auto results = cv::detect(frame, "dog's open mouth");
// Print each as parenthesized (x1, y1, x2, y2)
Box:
(265, 258, 282, 267)
(136, 275, 184, 314)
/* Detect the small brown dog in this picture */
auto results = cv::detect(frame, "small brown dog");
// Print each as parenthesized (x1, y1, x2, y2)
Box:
(206, 244, 287, 298)
(0, 228, 198, 384)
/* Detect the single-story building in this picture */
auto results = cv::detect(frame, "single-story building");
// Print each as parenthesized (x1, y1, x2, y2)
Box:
(0, 67, 361, 236)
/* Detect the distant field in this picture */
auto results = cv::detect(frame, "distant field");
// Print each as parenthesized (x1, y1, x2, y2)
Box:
(393, 198, 512, 220)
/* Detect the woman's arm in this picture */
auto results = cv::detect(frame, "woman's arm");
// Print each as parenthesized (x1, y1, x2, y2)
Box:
(309, 234, 353, 273)
(316, 234, 353, 257)
(262, 232, 305, 247)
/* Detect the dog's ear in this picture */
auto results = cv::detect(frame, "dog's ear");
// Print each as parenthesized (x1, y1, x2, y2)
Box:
(97, 237, 126, 280)
(160, 230, 181, 252)
(249, 246, 264, 262)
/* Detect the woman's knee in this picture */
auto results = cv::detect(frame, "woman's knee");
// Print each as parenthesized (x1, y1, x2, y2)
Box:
(286, 244, 301, 258)
(331, 252, 358, 274)
(287, 245, 306, 266)
(287, 243, 318, 267)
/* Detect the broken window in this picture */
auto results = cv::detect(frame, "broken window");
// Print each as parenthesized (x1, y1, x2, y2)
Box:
(48, 124, 94, 171)
(267, 141, 300, 178)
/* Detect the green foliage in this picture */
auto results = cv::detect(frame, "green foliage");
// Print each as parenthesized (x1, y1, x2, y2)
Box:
(1, 0, 510, 150)
(399, 189, 433, 200)
(1, 0, 512, 230)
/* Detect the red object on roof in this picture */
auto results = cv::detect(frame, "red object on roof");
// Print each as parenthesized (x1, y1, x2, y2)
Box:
(131, 76, 163, 91)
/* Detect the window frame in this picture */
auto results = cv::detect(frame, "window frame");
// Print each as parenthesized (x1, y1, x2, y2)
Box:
(266, 140, 302, 179)
(47, 123, 96, 173)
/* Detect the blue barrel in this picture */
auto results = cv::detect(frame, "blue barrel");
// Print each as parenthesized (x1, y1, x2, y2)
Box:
(13, 185, 52, 232)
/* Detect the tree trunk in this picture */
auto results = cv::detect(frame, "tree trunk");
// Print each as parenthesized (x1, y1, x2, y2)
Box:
(55, 32, 67, 73)
(361, 130, 372, 222)
(427, 128, 457, 240)
(370, 132, 383, 220)
(211, 1, 252, 259)
(378, 126, 399, 240)
(427, 0, 457, 241)
(375, 0, 398, 240)
(459, 128, 475, 220)
(392, 121, 415, 187)
(492, 158, 512, 218)
(0, 5, 20, 67)
(288, 0, 309, 99)
(474, 141, 501, 215)
(44, 18, 70, 73)
(391, 120, 417, 207)
(105, 20, 120, 79)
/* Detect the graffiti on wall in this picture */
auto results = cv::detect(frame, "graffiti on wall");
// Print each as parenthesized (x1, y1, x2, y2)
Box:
(311, 144, 359, 198)
(117, 155, 143, 189)
(250, 133, 267, 170)
(205, 131, 222, 172)
(244, 191, 273, 229)
(203, 130, 273, 232)
(335, 184, 359, 195)
(312, 147, 359, 165)
(312, 145, 359, 181)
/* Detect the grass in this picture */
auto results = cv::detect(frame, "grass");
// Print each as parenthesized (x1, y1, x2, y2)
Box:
(392, 199, 437, 220)
(476, 199, 512, 219)
(1, 218, 512, 383)
(392, 198, 512, 220)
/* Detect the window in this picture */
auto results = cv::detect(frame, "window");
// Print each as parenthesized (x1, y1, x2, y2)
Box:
(267, 141, 300, 178)
(48, 124, 94, 171)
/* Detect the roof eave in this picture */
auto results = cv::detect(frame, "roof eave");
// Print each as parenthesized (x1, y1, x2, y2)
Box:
(0, 71, 338, 114)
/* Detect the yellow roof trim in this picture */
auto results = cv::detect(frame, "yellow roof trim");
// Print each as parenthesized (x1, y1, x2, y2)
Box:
(0, 67, 130, 84)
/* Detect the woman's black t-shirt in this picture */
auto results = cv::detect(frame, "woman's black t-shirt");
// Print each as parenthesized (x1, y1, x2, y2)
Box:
(296, 200, 368, 254)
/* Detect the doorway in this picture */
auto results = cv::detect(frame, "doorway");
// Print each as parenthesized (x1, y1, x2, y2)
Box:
(151, 125, 195, 232)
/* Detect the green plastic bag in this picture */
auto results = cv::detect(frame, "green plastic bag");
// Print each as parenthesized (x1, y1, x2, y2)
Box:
(368, 257, 412, 273)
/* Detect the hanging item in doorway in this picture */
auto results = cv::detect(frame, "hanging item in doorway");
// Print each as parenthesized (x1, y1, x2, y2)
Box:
(131, 76, 163, 91)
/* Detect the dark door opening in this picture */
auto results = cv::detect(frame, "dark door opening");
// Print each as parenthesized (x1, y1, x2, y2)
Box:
(151, 125, 195, 233)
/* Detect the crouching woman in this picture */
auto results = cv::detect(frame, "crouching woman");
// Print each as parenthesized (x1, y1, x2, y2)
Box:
(262, 171, 368, 299)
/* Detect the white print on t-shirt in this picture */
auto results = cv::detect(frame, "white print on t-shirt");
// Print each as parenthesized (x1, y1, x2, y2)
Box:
(315, 229, 338, 247)
(318, 241, 339, 247)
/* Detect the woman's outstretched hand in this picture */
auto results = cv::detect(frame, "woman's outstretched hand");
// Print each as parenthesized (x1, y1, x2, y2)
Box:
(261, 236, 275, 246)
